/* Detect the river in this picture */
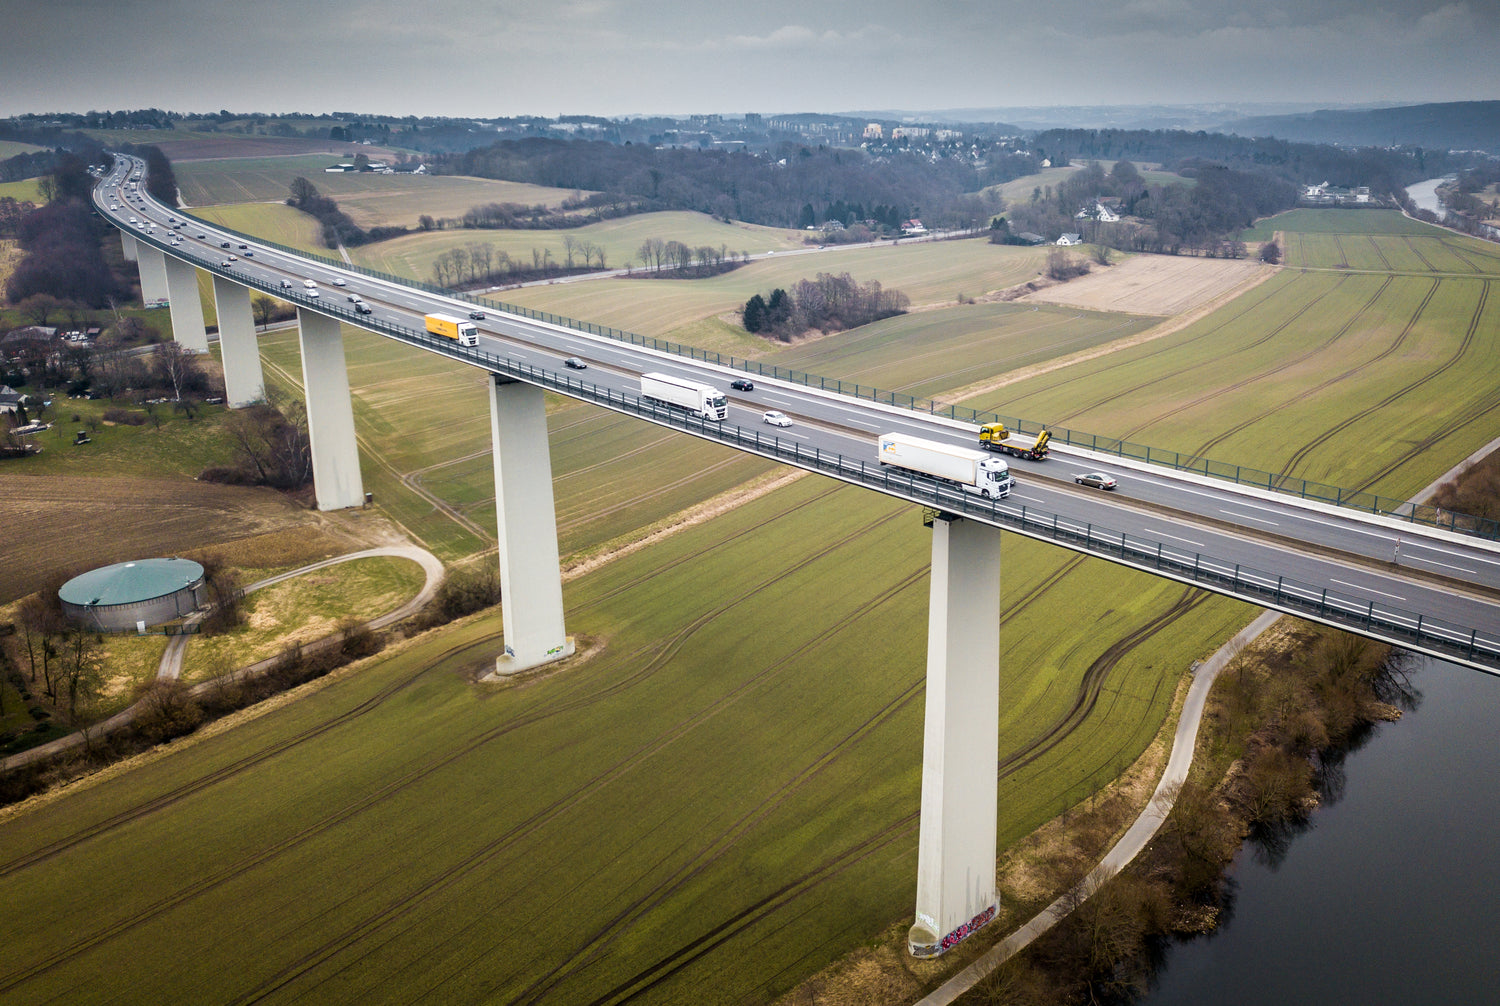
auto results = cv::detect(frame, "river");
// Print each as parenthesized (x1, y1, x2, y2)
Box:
(1142, 657, 1500, 1005)
(1405, 177, 1451, 217)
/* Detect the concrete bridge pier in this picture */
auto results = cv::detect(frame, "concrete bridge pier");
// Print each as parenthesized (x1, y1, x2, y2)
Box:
(909, 513, 1002, 958)
(485, 375, 573, 675)
(135, 244, 168, 308)
(162, 254, 209, 353)
(212, 276, 266, 407)
(297, 308, 365, 510)
(121, 231, 138, 262)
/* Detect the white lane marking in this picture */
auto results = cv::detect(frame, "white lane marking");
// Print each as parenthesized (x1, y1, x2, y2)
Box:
(1151, 530, 1205, 547)
(1330, 578, 1405, 600)
(1404, 554, 1478, 574)
(1221, 509, 1279, 526)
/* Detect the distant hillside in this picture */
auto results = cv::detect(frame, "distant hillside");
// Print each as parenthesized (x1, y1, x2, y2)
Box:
(1223, 101, 1500, 154)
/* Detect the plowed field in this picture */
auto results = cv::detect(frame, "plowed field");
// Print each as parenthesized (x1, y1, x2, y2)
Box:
(1021, 254, 1266, 316)
(0, 474, 323, 603)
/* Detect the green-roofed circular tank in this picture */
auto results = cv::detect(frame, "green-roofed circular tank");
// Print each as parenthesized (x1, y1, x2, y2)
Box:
(59, 557, 207, 631)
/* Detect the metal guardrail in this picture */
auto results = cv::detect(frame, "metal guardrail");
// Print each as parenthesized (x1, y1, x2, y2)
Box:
(316, 314, 1499, 671)
(115, 183, 1500, 542)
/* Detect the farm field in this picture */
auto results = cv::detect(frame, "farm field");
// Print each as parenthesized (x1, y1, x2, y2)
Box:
(762, 302, 1156, 401)
(0, 474, 326, 604)
(188, 202, 325, 255)
(969, 238, 1500, 500)
(0, 474, 1252, 1005)
(490, 238, 1052, 339)
(0, 178, 43, 202)
(176, 154, 584, 219)
(1020, 253, 1267, 316)
(5, 197, 1499, 1002)
(984, 163, 1187, 205)
(0, 140, 44, 159)
(354, 210, 809, 285)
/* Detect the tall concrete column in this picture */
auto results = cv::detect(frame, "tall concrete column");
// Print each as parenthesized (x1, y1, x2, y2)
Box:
(136, 244, 168, 307)
(297, 308, 364, 511)
(121, 231, 138, 262)
(162, 254, 209, 353)
(909, 514, 1002, 958)
(212, 275, 266, 407)
(486, 375, 573, 674)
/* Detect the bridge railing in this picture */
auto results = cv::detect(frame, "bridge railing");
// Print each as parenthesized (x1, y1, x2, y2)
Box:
(351, 323, 1498, 671)
(157, 205, 1500, 542)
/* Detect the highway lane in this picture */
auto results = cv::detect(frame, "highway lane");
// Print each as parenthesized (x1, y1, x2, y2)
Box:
(99, 156, 1500, 668)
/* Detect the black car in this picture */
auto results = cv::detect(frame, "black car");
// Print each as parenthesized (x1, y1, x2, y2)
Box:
(468, 310, 486, 320)
(730, 378, 755, 391)
(563, 357, 587, 369)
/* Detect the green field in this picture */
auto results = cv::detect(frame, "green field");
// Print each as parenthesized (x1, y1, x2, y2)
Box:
(0, 178, 43, 202)
(354, 210, 811, 285)
(4, 198, 1499, 1002)
(490, 238, 1051, 340)
(0, 140, 45, 159)
(189, 202, 326, 255)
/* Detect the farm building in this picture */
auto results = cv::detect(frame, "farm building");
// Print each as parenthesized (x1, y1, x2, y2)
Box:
(59, 557, 206, 631)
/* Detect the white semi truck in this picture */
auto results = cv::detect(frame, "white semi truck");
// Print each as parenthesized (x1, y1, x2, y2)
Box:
(877, 432, 1013, 499)
(640, 372, 728, 421)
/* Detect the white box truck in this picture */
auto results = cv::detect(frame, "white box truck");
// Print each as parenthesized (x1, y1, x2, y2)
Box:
(877, 432, 1013, 499)
(640, 372, 728, 421)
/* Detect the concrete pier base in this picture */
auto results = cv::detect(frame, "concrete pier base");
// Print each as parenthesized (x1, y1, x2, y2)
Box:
(213, 276, 266, 407)
(163, 254, 209, 353)
(483, 376, 573, 675)
(909, 514, 1002, 958)
(297, 309, 364, 510)
(136, 244, 168, 307)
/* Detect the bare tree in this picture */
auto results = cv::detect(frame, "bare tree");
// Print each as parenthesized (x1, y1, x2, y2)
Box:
(562, 234, 578, 269)
(58, 627, 104, 721)
(19, 293, 64, 327)
(152, 340, 198, 400)
(252, 293, 277, 330)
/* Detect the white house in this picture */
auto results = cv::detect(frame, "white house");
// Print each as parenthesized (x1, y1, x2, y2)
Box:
(1056, 233, 1082, 246)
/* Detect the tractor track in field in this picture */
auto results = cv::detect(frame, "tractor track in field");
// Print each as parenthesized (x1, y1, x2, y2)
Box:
(1274, 280, 1489, 482)
(565, 586, 1208, 1006)
(1366, 236, 1393, 272)
(1331, 235, 1350, 270)
(1403, 236, 1439, 273)
(1045, 275, 1347, 425)
(996, 587, 1209, 779)
(1184, 277, 1436, 461)
(989, 274, 1296, 412)
(504, 553, 1110, 1003)
(1117, 276, 1394, 443)
(0, 485, 847, 882)
(555, 454, 755, 536)
(217, 508, 918, 1004)
(1349, 383, 1500, 494)
(1, 501, 910, 998)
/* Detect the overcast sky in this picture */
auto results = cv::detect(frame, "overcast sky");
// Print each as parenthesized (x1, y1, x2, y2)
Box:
(3, 0, 1496, 118)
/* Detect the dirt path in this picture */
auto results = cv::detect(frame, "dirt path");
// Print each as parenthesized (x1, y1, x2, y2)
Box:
(2, 545, 443, 773)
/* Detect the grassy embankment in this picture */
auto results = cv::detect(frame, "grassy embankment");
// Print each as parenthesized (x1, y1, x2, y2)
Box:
(2, 207, 1497, 1002)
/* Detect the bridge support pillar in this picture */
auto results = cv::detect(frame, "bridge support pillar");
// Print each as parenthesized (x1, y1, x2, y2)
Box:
(212, 276, 266, 407)
(136, 244, 169, 308)
(486, 375, 573, 675)
(297, 309, 365, 510)
(909, 514, 1001, 958)
(121, 231, 138, 262)
(162, 254, 209, 353)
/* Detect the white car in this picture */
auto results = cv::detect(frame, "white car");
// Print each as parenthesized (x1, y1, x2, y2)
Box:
(762, 410, 794, 428)
(332, 278, 347, 287)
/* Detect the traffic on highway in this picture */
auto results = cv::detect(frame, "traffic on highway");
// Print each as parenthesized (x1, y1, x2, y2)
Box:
(98, 155, 1500, 671)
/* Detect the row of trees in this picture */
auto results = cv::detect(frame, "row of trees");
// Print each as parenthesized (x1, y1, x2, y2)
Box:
(5, 185, 127, 307)
(285, 177, 407, 249)
(742, 272, 909, 341)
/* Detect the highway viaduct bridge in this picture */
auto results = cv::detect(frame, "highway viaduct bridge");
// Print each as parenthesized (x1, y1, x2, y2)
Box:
(98, 154, 1500, 957)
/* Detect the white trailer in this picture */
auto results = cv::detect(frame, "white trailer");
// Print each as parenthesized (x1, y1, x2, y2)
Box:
(640, 372, 728, 421)
(877, 432, 1013, 499)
